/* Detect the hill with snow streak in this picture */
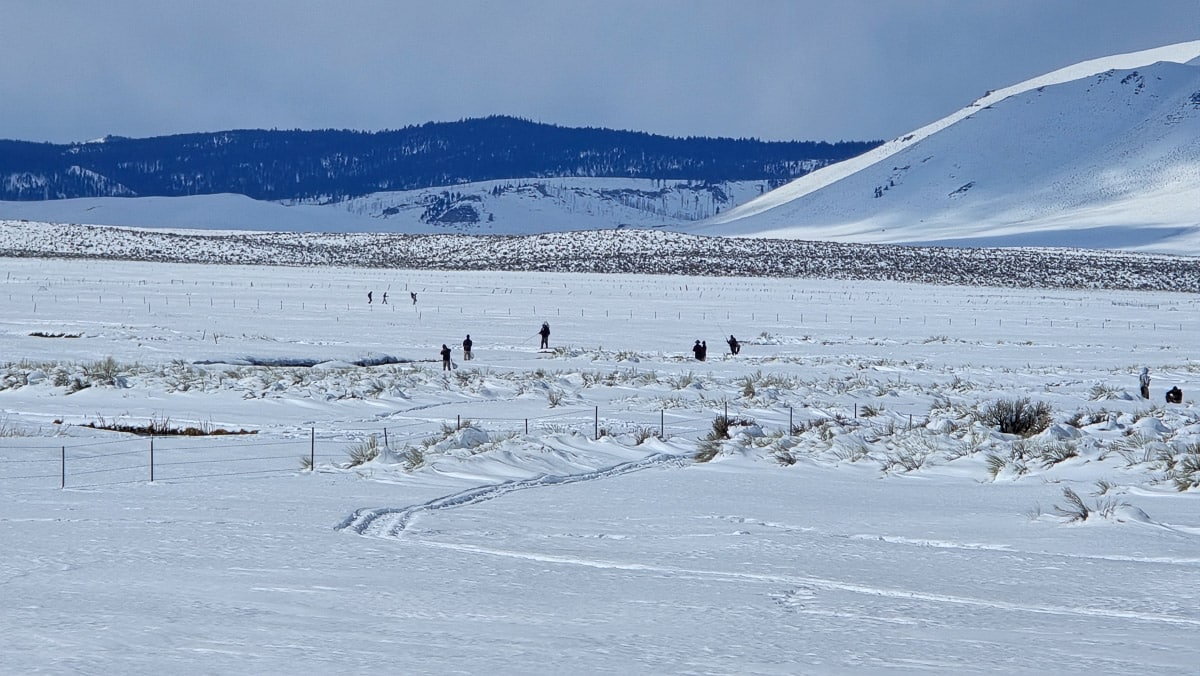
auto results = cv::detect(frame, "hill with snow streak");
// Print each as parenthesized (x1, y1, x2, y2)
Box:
(0, 178, 772, 235)
(688, 42, 1200, 256)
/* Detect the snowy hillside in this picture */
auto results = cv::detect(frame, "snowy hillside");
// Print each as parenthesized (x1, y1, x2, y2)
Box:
(690, 42, 1200, 256)
(0, 178, 773, 234)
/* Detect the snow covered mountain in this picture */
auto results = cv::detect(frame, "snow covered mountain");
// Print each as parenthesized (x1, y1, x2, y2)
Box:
(0, 117, 872, 235)
(686, 42, 1200, 256)
(5, 44, 1200, 255)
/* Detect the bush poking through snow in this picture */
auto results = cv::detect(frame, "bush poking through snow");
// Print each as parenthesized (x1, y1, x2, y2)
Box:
(345, 435, 380, 467)
(670, 371, 697, 390)
(1113, 433, 1158, 466)
(1088, 383, 1124, 401)
(1052, 487, 1090, 522)
(1166, 452, 1200, 492)
(773, 448, 797, 466)
(830, 434, 870, 463)
(978, 398, 1052, 437)
(84, 356, 123, 386)
(709, 414, 756, 440)
(985, 453, 1007, 479)
(1035, 440, 1079, 468)
(1052, 486, 1128, 522)
(986, 449, 1029, 479)
(695, 415, 733, 462)
(1066, 409, 1111, 428)
(695, 414, 755, 462)
(633, 427, 660, 445)
(879, 449, 927, 473)
(401, 446, 426, 472)
(694, 437, 722, 463)
(711, 414, 733, 440)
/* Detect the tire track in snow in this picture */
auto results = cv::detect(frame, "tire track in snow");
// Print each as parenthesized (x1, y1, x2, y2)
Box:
(335, 452, 689, 538)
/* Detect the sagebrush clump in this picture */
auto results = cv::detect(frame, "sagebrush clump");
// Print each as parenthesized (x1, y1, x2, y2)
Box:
(978, 398, 1053, 437)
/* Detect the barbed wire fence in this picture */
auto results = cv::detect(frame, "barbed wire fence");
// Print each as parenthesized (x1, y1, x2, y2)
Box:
(0, 399, 934, 490)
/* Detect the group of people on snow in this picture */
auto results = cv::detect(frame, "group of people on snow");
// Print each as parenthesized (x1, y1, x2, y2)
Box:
(438, 323, 746, 371)
(1140, 367, 1185, 404)
(441, 335, 474, 370)
(429, 311, 1187, 407)
(690, 336, 740, 361)
(366, 290, 418, 305)
(372, 288, 1194, 404)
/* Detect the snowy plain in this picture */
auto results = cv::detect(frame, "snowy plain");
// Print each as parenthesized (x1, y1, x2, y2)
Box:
(2, 256, 1199, 674)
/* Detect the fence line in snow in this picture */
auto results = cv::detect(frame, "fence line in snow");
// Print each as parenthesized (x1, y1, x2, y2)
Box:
(0, 400, 931, 490)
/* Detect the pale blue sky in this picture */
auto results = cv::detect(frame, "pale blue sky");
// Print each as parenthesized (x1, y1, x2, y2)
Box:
(3, 0, 1198, 143)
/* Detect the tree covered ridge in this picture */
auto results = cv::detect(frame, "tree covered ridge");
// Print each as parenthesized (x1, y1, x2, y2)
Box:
(0, 116, 881, 203)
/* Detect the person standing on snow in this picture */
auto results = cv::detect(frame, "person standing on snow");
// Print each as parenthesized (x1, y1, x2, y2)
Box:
(727, 335, 740, 355)
(441, 344, 452, 371)
(1139, 367, 1151, 399)
(539, 322, 551, 349)
(462, 334, 473, 361)
(692, 340, 705, 361)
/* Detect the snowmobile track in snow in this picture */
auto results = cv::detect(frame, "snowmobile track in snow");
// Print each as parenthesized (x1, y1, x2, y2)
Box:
(336, 452, 689, 539)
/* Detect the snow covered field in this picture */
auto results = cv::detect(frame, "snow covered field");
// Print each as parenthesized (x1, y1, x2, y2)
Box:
(3, 256, 1199, 674)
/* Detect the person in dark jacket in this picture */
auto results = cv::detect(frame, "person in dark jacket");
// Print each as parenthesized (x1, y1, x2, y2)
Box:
(440, 344, 452, 371)
(727, 335, 740, 355)
(1166, 386, 1183, 404)
(539, 322, 551, 349)
(462, 334, 473, 361)
(692, 340, 705, 361)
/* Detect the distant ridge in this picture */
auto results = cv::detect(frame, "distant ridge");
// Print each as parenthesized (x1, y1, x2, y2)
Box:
(0, 116, 879, 203)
